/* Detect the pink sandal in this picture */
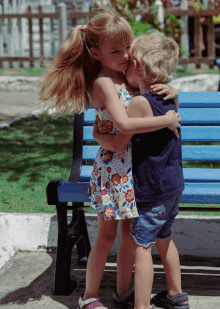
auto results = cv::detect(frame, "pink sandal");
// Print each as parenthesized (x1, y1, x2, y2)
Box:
(78, 296, 108, 309)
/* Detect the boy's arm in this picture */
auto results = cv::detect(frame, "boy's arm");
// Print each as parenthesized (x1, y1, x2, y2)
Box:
(150, 84, 179, 109)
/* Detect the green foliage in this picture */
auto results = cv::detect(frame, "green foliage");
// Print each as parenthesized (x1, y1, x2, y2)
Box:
(129, 18, 152, 37)
(193, 1, 204, 12)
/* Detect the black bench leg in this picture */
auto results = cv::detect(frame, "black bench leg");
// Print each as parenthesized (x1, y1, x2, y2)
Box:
(54, 202, 77, 295)
(76, 208, 91, 264)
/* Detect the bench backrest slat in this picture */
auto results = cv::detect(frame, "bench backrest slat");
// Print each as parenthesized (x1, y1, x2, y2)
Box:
(83, 126, 220, 142)
(82, 145, 220, 162)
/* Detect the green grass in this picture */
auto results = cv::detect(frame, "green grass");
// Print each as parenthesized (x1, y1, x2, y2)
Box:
(0, 68, 47, 77)
(0, 114, 73, 213)
(0, 67, 219, 78)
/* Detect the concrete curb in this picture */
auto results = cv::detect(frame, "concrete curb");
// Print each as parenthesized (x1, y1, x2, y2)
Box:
(1, 212, 220, 270)
(0, 74, 219, 92)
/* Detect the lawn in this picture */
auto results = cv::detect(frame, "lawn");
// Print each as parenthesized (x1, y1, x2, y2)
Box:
(0, 114, 220, 216)
(0, 67, 219, 78)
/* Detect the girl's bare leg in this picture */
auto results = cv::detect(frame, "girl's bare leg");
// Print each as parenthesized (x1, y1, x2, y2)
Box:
(117, 219, 135, 295)
(84, 213, 118, 300)
(133, 241, 154, 309)
(155, 237, 188, 306)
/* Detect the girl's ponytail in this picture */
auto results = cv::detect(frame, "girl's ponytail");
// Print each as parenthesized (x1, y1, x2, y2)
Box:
(39, 24, 95, 114)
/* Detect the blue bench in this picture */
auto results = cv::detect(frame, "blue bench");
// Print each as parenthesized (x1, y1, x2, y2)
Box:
(46, 91, 220, 295)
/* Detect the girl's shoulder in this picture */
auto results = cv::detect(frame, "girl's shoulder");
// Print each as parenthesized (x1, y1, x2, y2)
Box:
(91, 76, 118, 109)
(93, 76, 119, 96)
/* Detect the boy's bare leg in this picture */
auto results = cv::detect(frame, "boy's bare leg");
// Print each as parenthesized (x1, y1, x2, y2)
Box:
(133, 240, 154, 309)
(117, 219, 135, 295)
(84, 213, 118, 300)
(155, 237, 188, 306)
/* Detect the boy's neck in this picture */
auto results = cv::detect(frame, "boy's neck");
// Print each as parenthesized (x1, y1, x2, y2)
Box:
(138, 79, 153, 95)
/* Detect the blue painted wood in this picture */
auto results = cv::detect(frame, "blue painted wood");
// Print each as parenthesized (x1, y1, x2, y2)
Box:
(83, 126, 220, 142)
(178, 92, 220, 107)
(84, 106, 220, 125)
(181, 126, 220, 141)
(83, 146, 100, 161)
(82, 145, 220, 161)
(180, 183, 220, 204)
(57, 180, 220, 204)
(182, 145, 220, 161)
(180, 108, 220, 124)
(58, 181, 90, 202)
(78, 166, 220, 183)
(183, 168, 220, 182)
(84, 109, 95, 124)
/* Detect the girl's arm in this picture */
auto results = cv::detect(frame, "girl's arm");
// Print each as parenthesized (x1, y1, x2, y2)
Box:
(95, 77, 180, 134)
(93, 96, 181, 153)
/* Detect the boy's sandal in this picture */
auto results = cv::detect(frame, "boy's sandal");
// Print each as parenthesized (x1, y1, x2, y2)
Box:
(151, 290, 189, 309)
(78, 296, 108, 309)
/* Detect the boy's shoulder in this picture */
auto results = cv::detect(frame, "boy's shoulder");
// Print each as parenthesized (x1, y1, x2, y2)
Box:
(128, 95, 153, 117)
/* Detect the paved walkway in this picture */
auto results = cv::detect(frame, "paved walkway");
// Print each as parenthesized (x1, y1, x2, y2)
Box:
(0, 251, 220, 308)
(0, 91, 50, 126)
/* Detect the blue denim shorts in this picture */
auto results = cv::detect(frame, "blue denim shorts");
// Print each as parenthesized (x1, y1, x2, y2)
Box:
(130, 193, 182, 248)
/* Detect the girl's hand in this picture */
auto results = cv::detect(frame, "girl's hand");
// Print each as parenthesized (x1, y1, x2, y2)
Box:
(150, 84, 178, 100)
(96, 115, 113, 134)
(165, 110, 181, 138)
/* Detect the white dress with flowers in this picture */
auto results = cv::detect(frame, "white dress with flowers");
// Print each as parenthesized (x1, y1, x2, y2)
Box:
(88, 84, 139, 220)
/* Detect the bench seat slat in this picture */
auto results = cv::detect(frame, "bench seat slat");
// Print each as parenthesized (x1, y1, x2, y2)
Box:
(79, 166, 220, 182)
(83, 126, 220, 142)
(57, 180, 220, 204)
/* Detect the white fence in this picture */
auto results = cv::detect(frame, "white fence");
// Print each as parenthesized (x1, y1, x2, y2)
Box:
(0, 0, 90, 67)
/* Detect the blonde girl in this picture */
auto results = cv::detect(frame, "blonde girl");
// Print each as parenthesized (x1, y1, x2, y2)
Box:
(39, 11, 180, 309)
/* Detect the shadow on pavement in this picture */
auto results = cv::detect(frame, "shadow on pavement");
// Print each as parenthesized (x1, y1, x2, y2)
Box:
(0, 250, 220, 309)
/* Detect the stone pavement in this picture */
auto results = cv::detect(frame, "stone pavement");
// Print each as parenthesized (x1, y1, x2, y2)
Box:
(0, 250, 220, 309)
(0, 91, 50, 127)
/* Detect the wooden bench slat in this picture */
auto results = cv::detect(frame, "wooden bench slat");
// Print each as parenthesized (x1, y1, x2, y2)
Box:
(178, 92, 220, 106)
(181, 126, 220, 141)
(79, 166, 220, 182)
(180, 183, 220, 204)
(57, 180, 220, 204)
(83, 145, 100, 160)
(183, 168, 220, 182)
(180, 108, 220, 124)
(84, 107, 220, 125)
(83, 126, 220, 142)
(83, 145, 220, 161)
(182, 145, 220, 161)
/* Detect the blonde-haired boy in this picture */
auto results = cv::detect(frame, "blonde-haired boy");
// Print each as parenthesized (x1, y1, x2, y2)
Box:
(94, 29, 189, 309)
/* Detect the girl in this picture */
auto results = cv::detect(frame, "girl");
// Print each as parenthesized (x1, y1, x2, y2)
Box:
(38, 11, 180, 309)
(94, 30, 188, 309)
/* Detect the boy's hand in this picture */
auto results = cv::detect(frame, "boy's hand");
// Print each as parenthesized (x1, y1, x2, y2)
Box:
(95, 115, 113, 134)
(150, 84, 178, 100)
(165, 110, 181, 138)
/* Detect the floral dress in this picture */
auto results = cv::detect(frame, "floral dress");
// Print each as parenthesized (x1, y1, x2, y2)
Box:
(88, 84, 139, 220)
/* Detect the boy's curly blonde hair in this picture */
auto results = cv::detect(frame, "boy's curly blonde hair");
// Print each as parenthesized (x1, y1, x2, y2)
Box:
(130, 29, 179, 84)
(38, 11, 134, 114)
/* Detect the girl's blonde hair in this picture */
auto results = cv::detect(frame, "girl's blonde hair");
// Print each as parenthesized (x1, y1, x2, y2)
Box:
(39, 11, 134, 114)
(130, 29, 179, 84)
